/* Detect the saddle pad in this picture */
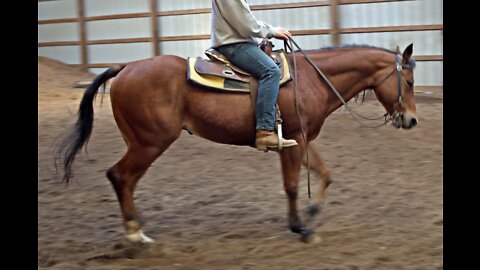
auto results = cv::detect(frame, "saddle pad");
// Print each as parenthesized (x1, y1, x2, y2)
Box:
(187, 50, 292, 93)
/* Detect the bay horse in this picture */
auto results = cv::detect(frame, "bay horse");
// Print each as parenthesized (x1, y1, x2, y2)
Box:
(56, 43, 417, 243)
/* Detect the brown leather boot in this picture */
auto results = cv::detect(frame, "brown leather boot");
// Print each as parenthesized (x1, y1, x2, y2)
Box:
(255, 129, 298, 152)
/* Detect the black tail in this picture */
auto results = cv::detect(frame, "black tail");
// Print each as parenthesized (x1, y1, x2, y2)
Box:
(54, 65, 125, 183)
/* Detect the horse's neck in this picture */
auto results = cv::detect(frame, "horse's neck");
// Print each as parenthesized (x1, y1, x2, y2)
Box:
(306, 48, 392, 114)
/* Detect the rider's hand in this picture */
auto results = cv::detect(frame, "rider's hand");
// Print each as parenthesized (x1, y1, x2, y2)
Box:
(273, 27, 292, 40)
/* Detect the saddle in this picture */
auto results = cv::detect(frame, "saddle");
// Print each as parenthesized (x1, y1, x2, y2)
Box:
(186, 42, 292, 93)
(186, 41, 292, 145)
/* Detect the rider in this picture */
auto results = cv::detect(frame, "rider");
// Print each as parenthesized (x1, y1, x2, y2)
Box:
(211, 0, 298, 152)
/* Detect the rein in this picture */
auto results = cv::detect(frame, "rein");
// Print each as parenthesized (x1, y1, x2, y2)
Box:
(288, 38, 312, 198)
(284, 38, 410, 198)
(285, 39, 412, 128)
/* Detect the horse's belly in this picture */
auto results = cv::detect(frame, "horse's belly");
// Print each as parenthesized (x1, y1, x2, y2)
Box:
(184, 91, 256, 146)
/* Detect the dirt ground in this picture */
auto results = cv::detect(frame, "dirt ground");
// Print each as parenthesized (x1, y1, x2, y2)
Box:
(38, 57, 443, 270)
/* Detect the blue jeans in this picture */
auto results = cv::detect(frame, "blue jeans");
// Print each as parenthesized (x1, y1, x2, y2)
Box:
(217, 42, 281, 131)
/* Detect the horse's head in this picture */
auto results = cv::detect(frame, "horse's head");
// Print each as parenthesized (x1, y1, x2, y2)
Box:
(372, 44, 417, 129)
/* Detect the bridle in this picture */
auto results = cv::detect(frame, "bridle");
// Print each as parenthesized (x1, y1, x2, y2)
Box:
(286, 39, 412, 128)
(372, 52, 413, 112)
(284, 38, 412, 198)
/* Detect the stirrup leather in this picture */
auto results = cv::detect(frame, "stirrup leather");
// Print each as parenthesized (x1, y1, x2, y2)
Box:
(276, 105, 283, 150)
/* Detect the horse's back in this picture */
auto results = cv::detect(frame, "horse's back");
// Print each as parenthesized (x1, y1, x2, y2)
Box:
(113, 55, 187, 89)
(111, 55, 189, 104)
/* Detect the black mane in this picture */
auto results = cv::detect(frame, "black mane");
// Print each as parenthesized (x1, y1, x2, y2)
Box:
(295, 44, 416, 68)
(318, 44, 397, 54)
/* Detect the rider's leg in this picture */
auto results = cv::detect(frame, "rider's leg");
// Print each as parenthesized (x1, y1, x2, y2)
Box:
(217, 42, 297, 151)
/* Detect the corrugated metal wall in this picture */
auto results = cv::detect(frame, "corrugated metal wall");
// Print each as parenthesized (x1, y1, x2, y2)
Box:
(38, 0, 442, 86)
(339, 0, 443, 86)
(38, 0, 80, 64)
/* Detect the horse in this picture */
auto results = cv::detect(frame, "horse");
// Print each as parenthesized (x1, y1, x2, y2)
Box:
(55, 43, 418, 244)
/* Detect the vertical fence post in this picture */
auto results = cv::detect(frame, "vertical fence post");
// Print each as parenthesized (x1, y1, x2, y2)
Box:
(150, 0, 160, 56)
(330, 0, 340, 45)
(77, 0, 88, 71)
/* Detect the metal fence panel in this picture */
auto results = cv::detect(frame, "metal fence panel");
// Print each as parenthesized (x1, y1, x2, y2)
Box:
(86, 18, 151, 40)
(253, 6, 331, 31)
(38, 0, 442, 88)
(38, 46, 81, 65)
(158, 13, 211, 37)
(88, 43, 152, 63)
(160, 39, 212, 59)
(413, 62, 442, 86)
(84, 0, 149, 17)
(341, 0, 442, 28)
(157, 0, 210, 11)
(38, 23, 79, 43)
(38, 0, 77, 20)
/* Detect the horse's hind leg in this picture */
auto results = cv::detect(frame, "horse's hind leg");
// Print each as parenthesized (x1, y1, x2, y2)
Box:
(279, 142, 319, 243)
(106, 141, 174, 244)
(302, 142, 332, 224)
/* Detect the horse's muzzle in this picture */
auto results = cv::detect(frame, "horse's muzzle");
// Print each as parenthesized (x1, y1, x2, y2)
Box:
(392, 111, 418, 129)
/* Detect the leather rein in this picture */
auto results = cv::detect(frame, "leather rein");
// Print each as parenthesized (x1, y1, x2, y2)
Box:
(285, 39, 412, 128)
(283, 38, 411, 198)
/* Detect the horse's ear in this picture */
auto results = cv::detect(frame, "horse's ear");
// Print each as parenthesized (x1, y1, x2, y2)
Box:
(402, 43, 413, 64)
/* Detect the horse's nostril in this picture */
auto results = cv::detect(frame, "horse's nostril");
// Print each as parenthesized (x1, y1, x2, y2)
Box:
(411, 118, 417, 127)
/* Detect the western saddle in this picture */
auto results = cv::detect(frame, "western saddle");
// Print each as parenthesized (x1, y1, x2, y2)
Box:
(186, 40, 293, 150)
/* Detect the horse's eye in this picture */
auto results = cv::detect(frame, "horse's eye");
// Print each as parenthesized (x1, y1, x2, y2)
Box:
(406, 80, 414, 88)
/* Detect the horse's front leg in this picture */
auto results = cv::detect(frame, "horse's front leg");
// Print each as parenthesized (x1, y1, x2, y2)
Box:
(302, 142, 332, 225)
(279, 142, 319, 243)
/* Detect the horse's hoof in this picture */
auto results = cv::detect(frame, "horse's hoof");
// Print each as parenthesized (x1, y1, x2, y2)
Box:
(289, 215, 304, 234)
(125, 229, 155, 244)
(290, 225, 302, 234)
(303, 204, 322, 224)
(300, 229, 321, 244)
